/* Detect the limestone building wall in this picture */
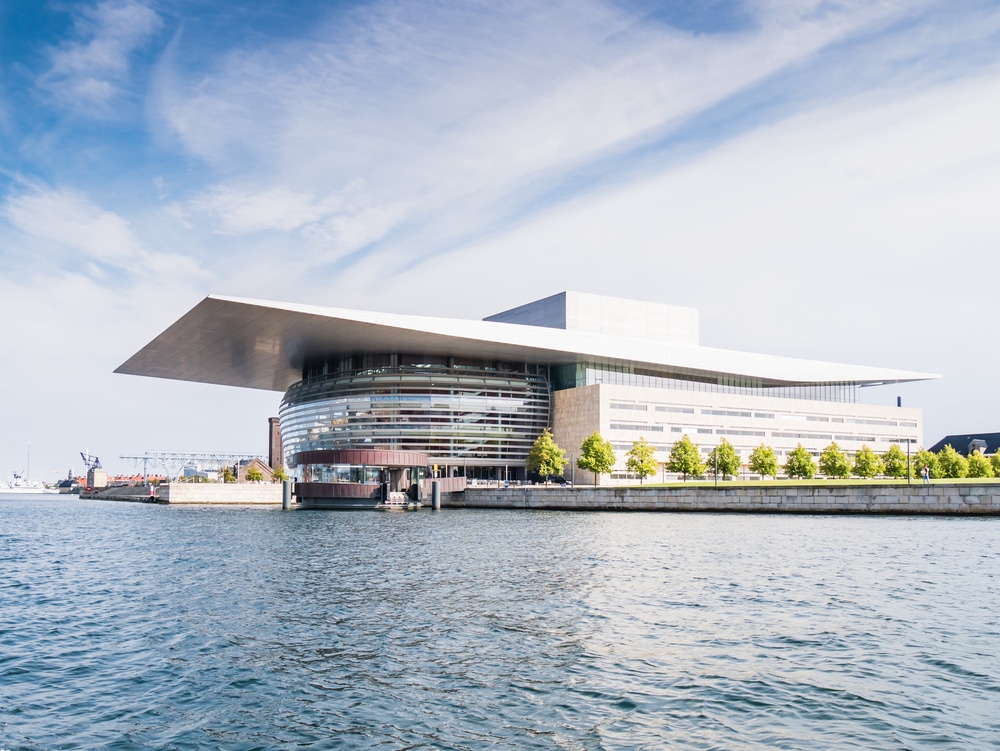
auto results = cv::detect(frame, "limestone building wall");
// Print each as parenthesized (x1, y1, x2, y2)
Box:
(553, 382, 923, 480)
(552, 384, 602, 481)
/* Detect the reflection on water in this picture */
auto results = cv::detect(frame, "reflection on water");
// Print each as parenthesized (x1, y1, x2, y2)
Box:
(2, 497, 998, 749)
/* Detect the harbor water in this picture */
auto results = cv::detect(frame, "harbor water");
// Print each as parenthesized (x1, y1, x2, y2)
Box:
(1, 495, 998, 749)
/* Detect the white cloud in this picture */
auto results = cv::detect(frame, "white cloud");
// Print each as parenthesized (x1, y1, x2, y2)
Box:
(184, 185, 348, 235)
(356, 62, 1000, 446)
(1, 185, 205, 281)
(38, 0, 161, 115)
(154, 0, 922, 265)
(4, 186, 144, 263)
(8, 0, 999, 475)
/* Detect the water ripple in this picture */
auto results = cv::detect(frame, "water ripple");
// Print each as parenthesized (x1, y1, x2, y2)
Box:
(1, 498, 998, 749)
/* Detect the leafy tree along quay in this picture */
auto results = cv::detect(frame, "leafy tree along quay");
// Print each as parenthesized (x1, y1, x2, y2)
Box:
(625, 437, 658, 484)
(966, 451, 994, 479)
(784, 444, 816, 479)
(936, 444, 969, 479)
(707, 438, 741, 480)
(748, 444, 779, 479)
(818, 442, 850, 479)
(577, 431, 616, 485)
(666, 435, 705, 481)
(881, 444, 910, 479)
(527, 428, 568, 484)
(852, 445, 884, 479)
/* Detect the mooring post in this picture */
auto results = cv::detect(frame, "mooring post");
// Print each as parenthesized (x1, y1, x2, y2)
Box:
(282, 479, 292, 510)
(432, 480, 441, 510)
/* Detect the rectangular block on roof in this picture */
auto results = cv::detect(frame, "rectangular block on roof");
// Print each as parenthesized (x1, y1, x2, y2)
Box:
(484, 291, 699, 345)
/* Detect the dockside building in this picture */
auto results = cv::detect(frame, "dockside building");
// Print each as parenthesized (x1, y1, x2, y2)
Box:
(117, 291, 938, 485)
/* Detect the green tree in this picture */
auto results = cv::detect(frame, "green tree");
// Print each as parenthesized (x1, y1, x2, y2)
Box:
(936, 444, 968, 479)
(966, 451, 994, 479)
(577, 432, 616, 485)
(707, 438, 741, 480)
(666, 435, 705, 481)
(991, 451, 1000, 477)
(818, 442, 851, 479)
(912, 448, 940, 479)
(852, 445, 884, 479)
(748, 444, 779, 479)
(221, 466, 236, 483)
(784, 444, 816, 479)
(625, 437, 658, 485)
(272, 465, 290, 483)
(527, 428, 568, 484)
(246, 466, 265, 483)
(881, 444, 910, 479)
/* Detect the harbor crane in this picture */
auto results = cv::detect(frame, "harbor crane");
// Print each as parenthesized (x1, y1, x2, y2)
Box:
(80, 452, 102, 471)
(120, 451, 259, 482)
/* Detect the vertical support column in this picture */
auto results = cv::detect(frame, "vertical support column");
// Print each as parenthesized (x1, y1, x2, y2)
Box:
(432, 480, 441, 511)
(269, 417, 283, 470)
(282, 479, 292, 510)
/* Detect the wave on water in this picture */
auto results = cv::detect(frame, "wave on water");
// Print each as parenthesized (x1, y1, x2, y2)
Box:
(2, 498, 998, 749)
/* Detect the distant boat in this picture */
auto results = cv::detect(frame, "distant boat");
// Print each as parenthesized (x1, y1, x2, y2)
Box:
(0, 443, 59, 493)
(0, 474, 58, 494)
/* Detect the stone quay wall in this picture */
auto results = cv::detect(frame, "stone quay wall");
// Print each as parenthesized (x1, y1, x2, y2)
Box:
(443, 483, 1000, 515)
(159, 483, 283, 505)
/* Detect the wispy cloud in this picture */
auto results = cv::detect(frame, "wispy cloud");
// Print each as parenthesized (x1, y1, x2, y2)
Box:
(383, 63, 1000, 338)
(37, 0, 161, 116)
(5, 0, 999, 477)
(154, 0, 944, 276)
(183, 184, 357, 235)
(1, 184, 203, 281)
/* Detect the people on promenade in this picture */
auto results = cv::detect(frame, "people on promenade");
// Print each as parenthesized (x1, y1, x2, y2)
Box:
(921, 465, 930, 484)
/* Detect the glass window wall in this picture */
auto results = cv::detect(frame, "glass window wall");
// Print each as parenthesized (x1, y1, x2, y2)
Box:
(552, 362, 861, 403)
(280, 364, 551, 465)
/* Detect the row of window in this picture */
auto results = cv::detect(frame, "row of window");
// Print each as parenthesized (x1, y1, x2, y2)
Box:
(609, 402, 916, 428)
(612, 424, 910, 445)
(281, 367, 551, 463)
(303, 355, 548, 380)
(561, 363, 862, 403)
(610, 423, 664, 432)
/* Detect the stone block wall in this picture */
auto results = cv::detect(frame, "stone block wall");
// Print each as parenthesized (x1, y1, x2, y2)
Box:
(160, 483, 283, 504)
(443, 483, 1000, 515)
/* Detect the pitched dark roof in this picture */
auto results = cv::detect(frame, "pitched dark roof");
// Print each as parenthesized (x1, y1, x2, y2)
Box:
(928, 433, 1000, 456)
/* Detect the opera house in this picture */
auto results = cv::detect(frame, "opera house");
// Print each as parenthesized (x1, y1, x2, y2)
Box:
(117, 291, 938, 501)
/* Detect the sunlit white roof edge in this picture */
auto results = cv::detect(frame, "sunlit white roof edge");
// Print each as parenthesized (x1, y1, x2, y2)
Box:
(211, 295, 940, 385)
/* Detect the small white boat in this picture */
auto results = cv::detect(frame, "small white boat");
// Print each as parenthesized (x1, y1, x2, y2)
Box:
(375, 491, 422, 511)
(0, 476, 56, 494)
(1, 445, 58, 493)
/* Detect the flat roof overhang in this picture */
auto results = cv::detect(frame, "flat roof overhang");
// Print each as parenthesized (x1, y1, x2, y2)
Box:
(115, 295, 941, 393)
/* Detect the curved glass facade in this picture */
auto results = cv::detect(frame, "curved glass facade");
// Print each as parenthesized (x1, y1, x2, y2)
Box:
(279, 362, 551, 466)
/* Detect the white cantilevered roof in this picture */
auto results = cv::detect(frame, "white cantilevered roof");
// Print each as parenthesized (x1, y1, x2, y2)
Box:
(115, 295, 940, 392)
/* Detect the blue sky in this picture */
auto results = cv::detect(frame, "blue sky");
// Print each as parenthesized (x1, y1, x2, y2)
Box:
(2, 0, 999, 479)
